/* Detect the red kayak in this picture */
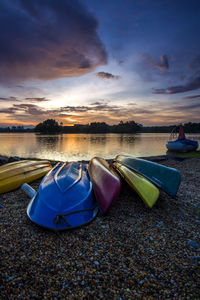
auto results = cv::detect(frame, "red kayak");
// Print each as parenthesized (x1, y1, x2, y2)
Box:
(88, 157, 121, 214)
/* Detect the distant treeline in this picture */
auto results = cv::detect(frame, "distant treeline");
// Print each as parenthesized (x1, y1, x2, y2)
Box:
(35, 119, 141, 134)
(63, 121, 141, 134)
(140, 122, 200, 133)
(0, 126, 34, 133)
(1, 121, 200, 134)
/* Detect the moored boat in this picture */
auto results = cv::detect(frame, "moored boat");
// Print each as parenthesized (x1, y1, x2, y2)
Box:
(88, 157, 121, 214)
(23, 162, 98, 230)
(166, 140, 197, 152)
(166, 125, 199, 152)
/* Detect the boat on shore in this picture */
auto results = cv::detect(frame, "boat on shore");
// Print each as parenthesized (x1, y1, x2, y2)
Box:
(0, 160, 52, 194)
(88, 157, 121, 214)
(114, 155, 181, 197)
(23, 162, 98, 230)
(113, 161, 160, 208)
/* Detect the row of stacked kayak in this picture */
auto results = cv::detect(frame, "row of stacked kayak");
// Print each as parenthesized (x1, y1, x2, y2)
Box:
(0, 155, 181, 230)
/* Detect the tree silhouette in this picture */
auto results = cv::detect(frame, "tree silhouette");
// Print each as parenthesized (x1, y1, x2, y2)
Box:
(35, 119, 62, 134)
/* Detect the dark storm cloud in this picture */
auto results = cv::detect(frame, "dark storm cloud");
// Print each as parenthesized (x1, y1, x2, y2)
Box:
(0, 0, 107, 83)
(140, 54, 169, 71)
(152, 76, 200, 94)
(96, 72, 120, 79)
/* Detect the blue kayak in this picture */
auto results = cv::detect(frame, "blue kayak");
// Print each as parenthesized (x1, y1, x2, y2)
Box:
(25, 162, 98, 230)
(114, 155, 181, 197)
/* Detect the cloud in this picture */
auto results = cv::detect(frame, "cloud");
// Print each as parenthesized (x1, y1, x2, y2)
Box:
(1, 99, 199, 126)
(152, 76, 200, 94)
(0, 96, 50, 103)
(96, 72, 120, 79)
(0, 0, 107, 84)
(0, 97, 19, 102)
(140, 54, 169, 71)
(25, 97, 50, 102)
(0, 101, 153, 119)
(158, 55, 169, 71)
(13, 104, 47, 115)
(183, 94, 200, 100)
(0, 107, 17, 114)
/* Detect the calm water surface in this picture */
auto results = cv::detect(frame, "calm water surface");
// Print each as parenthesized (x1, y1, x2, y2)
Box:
(0, 133, 199, 161)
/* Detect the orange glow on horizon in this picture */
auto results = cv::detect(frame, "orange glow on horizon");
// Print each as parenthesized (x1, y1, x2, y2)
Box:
(0, 119, 38, 126)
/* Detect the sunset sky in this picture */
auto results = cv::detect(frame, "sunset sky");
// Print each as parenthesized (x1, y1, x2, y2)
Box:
(0, 0, 200, 127)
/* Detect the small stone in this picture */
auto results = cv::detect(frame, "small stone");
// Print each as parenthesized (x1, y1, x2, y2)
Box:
(187, 240, 199, 249)
(149, 249, 154, 254)
(156, 221, 164, 227)
(190, 256, 200, 261)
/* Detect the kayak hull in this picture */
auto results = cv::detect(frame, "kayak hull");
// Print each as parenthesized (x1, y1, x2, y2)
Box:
(27, 162, 98, 230)
(88, 157, 121, 214)
(115, 155, 181, 197)
(0, 160, 52, 194)
(113, 162, 160, 208)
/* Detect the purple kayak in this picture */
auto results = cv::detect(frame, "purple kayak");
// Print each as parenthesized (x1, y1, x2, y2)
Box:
(88, 157, 121, 214)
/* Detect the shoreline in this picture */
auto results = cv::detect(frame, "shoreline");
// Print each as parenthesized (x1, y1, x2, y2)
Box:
(0, 155, 199, 298)
(1, 151, 199, 166)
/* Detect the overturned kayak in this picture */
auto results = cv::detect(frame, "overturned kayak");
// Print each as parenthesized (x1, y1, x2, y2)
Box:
(88, 157, 121, 214)
(0, 160, 52, 194)
(24, 162, 98, 230)
(115, 155, 181, 197)
(113, 162, 160, 208)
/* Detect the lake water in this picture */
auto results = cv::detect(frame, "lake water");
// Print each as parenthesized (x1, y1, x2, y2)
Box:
(0, 132, 199, 161)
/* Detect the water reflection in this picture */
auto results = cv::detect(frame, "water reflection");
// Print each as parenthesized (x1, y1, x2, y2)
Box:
(0, 132, 199, 161)
(90, 135, 107, 145)
(117, 134, 137, 145)
(35, 134, 60, 150)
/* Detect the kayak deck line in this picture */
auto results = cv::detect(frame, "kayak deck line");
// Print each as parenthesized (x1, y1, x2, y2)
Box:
(55, 162, 83, 194)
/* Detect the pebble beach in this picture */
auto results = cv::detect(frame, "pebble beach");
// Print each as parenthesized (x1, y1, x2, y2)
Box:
(0, 156, 200, 299)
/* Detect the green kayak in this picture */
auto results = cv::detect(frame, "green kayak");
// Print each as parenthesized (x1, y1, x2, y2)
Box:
(115, 155, 181, 197)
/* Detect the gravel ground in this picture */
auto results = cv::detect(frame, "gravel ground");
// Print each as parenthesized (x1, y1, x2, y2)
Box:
(0, 157, 200, 299)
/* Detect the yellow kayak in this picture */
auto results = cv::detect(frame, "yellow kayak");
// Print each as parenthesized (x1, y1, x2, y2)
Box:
(0, 160, 52, 194)
(113, 162, 160, 208)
